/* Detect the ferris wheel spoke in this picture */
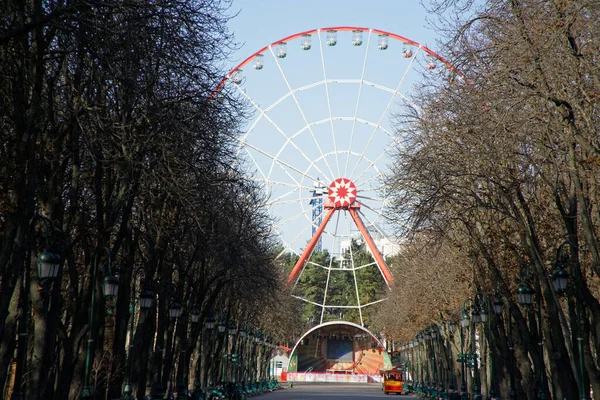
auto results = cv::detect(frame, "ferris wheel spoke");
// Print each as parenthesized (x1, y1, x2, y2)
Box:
(290, 295, 324, 308)
(317, 30, 341, 178)
(359, 184, 391, 192)
(361, 298, 388, 308)
(357, 170, 393, 190)
(356, 194, 387, 203)
(266, 186, 302, 206)
(222, 129, 322, 186)
(268, 46, 336, 182)
(251, 178, 315, 192)
(349, 238, 365, 326)
(360, 201, 395, 223)
(342, 215, 365, 325)
(243, 148, 269, 184)
(352, 133, 399, 187)
(321, 211, 341, 323)
(344, 30, 373, 177)
(272, 206, 315, 230)
(231, 83, 331, 184)
(348, 55, 417, 178)
(267, 196, 319, 207)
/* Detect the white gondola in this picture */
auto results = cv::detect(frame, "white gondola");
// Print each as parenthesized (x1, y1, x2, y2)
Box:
(352, 30, 363, 46)
(378, 34, 389, 50)
(402, 46, 413, 58)
(253, 54, 264, 70)
(326, 30, 337, 46)
(301, 34, 311, 50)
(276, 42, 287, 58)
(425, 54, 437, 70)
(230, 69, 243, 84)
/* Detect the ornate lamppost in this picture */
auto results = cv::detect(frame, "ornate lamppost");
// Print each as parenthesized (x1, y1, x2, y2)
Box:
(552, 241, 590, 400)
(459, 307, 470, 400)
(151, 299, 182, 400)
(192, 311, 215, 400)
(175, 305, 200, 400)
(417, 333, 424, 393)
(121, 287, 154, 400)
(488, 292, 504, 400)
(446, 320, 459, 400)
(12, 216, 63, 400)
(423, 329, 432, 395)
(80, 248, 119, 399)
(516, 269, 548, 399)
(470, 297, 483, 400)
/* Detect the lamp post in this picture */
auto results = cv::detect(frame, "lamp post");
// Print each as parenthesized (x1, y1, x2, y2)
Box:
(423, 329, 432, 394)
(552, 241, 589, 400)
(80, 248, 119, 399)
(12, 216, 63, 400)
(488, 292, 504, 400)
(228, 322, 238, 386)
(516, 270, 548, 400)
(459, 307, 470, 400)
(472, 296, 486, 400)
(150, 298, 182, 400)
(507, 304, 517, 400)
(417, 333, 424, 393)
(412, 339, 418, 392)
(430, 326, 443, 398)
(192, 311, 215, 400)
(174, 305, 200, 400)
(217, 317, 227, 385)
(121, 288, 154, 400)
(447, 320, 459, 400)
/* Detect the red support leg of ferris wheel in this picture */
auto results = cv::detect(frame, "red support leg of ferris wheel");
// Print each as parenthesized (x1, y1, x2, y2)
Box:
(348, 207, 394, 286)
(286, 207, 336, 285)
(287, 178, 394, 287)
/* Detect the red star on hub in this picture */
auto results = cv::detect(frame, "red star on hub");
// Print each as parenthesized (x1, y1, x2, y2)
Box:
(328, 178, 357, 208)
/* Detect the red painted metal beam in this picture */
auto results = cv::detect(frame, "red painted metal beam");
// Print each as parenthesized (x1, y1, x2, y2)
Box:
(348, 207, 394, 287)
(287, 207, 336, 285)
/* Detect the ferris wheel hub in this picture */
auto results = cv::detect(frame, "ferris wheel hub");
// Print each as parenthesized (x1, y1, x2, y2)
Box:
(327, 178, 357, 208)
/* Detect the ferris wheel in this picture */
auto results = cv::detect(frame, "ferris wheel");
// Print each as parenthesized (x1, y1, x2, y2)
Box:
(218, 27, 458, 326)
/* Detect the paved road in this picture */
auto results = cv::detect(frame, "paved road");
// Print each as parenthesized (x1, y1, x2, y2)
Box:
(252, 382, 417, 399)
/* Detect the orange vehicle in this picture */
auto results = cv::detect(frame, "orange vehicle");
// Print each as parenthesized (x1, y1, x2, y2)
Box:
(381, 366, 404, 395)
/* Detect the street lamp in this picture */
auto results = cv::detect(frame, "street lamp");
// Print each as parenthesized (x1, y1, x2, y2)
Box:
(177, 306, 200, 400)
(36, 249, 62, 280)
(516, 267, 548, 400)
(488, 292, 503, 399)
(194, 311, 216, 399)
(553, 241, 589, 400)
(459, 305, 470, 400)
(445, 320, 459, 400)
(81, 247, 119, 399)
(417, 333, 424, 393)
(12, 216, 63, 400)
(516, 282, 534, 306)
(430, 326, 443, 398)
(492, 294, 504, 316)
(121, 288, 154, 400)
(169, 302, 183, 319)
(190, 306, 201, 323)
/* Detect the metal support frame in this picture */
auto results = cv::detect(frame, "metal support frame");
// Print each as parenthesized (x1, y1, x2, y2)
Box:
(287, 201, 393, 287)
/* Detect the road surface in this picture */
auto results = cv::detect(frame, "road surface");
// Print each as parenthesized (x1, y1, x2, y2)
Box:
(252, 382, 417, 399)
